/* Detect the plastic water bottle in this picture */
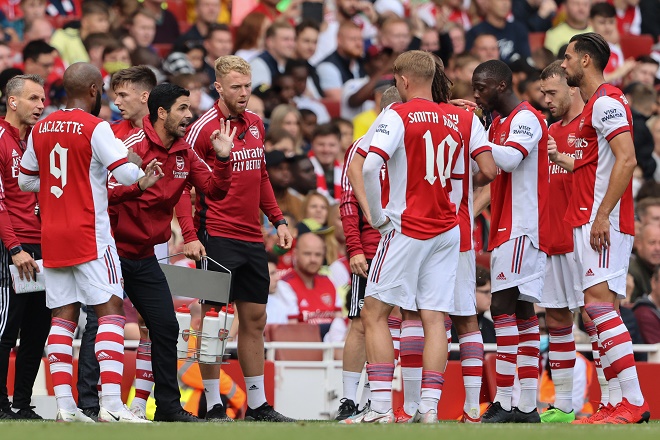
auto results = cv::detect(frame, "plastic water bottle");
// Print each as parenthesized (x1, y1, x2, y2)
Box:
(217, 304, 235, 358)
(175, 305, 191, 359)
(200, 308, 221, 363)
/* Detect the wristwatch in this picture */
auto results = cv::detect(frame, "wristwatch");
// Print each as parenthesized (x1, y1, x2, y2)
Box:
(273, 219, 288, 228)
(10, 245, 23, 256)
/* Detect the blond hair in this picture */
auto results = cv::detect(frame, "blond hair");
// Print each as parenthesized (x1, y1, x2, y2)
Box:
(393, 50, 436, 83)
(214, 55, 251, 79)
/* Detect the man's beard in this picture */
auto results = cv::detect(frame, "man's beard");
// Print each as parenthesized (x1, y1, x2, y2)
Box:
(566, 70, 583, 88)
(165, 116, 186, 139)
(91, 92, 102, 117)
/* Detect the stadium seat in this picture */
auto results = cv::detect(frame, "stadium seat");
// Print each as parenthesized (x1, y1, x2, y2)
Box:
(620, 34, 654, 60)
(268, 323, 323, 361)
(167, 0, 189, 25)
(636, 362, 660, 420)
(153, 43, 174, 60)
(528, 32, 546, 53)
(320, 99, 341, 119)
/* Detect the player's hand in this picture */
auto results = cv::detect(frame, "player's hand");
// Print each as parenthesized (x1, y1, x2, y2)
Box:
(127, 148, 143, 168)
(211, 119, 237, 160)
(547, 135, 559, 162)
(12, 250, 39, 281)
(277, 224, 293, 250)
(183, 240, 206, 261)
(138, 159, 164, 190)
(449, 98, 477, 109)
(350, 254, 369, 278)
(590, 214, 611, 253)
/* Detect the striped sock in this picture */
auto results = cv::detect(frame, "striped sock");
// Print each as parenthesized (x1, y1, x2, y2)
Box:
(48, 317, 77, 413)
(96, 314, 126, 412)
(131, 338, 153, 412)
(584, 320, 609, 406)
(600, 341, 621, 405)
(400, 320, 423, 415)
(459, 331, 483, 418)
(585, 303, 643, 406)
(548, 326, 575, 413)
(517, 316, 540, 413)
(367, 363, 394, 414)
(493, 314, 518, 411)
(388, 316, 402, 362)
(419, 370, 444, 414)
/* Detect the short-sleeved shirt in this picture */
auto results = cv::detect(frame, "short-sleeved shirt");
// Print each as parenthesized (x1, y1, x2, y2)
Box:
(367, 98, 461, 239)
(20, 109, 131, 267)
(565, 83, 635, 235)
(276, 270, 340, 324)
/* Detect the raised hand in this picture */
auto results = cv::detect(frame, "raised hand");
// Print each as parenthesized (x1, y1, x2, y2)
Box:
(547, 135, 559, 162)
(211, 119, 237, 160)
(138, 158, 164, 191)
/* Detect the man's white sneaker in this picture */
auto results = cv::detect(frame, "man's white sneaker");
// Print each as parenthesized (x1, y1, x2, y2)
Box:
(339, 403, 370, 424)
(412, 409, 438, 424)
(360, 409, 395, 424)
(130, 406, 148, 420)
(56, 408, 95, 423)
(99, 405, 152, 423)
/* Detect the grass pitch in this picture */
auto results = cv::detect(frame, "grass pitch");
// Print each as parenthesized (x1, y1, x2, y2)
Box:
(1, 420, 660, 440)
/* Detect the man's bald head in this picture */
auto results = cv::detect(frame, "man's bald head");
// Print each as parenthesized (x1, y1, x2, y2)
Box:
(63, 63, 104, 115)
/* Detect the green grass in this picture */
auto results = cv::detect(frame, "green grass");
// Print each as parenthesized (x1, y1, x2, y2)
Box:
(1, 421, 660, 440)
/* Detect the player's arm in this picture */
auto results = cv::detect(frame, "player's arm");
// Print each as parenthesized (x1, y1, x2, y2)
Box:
(18, 132, 40, 192)
(489, 110, 542, 172)
(547, 134, 574, 172)
(174, 188, 206, 261)
(188, 120, 235, 200)
(469, 113, 497, 186)
(340, 144, 368, 277)
(473, 184, 491, 217)
(0, 177, 38, 281)
(91, 121, 146, 185)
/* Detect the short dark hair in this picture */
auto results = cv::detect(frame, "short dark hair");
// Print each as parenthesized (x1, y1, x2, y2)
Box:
(265, 21, 294, 40)
(295, 19, 320, 37)
(517, 71, 540, 96)
(540, 60, 566, 81)
(147, 83, 190, 124)
(111, 65, 157, 92)
(205, 23, 231, 41)
(102, 39, 128, 60)
(590, 2, 616, 19)
(311, 123, 341, 142)
(299, 108, 316, 120)
(285, 58, 309, 75)
(83, 33, 116, 53)
(636, 55, 660, 66)
(569, 32, 611, 72)
(82, 0, 109, 17)
(473, 59, 513, 90)
(22, 40, 55, 62)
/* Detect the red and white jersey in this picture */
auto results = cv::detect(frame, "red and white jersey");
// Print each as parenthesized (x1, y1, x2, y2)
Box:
(110, 119, 141, 140)
(547, 116, 579, 255)
(612, 2, 641, 35)
(276, 270, 341, 325)
(440, 104, 491, 252)
(20, 109, 137, 267)
(488, 101, 550, 252)
(565, 84, 635, 235)
(367, 98, 462, 239)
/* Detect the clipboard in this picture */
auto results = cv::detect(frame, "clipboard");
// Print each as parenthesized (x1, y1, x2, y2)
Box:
(10, 259, 45, 293)
(159, 255, 232, 303)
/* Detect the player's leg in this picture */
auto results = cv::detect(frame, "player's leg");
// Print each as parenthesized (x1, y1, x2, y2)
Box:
(76, 306, 100, 419)
(130, 314, 153, 418)
(514, 299, 541, 421)
(582, 308, 610, 407)
(399, 308, 423, 421)
(452, 315, 483, 423)
(0, 275, 23, 419)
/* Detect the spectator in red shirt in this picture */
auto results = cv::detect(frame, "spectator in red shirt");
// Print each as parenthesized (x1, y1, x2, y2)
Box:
(633, 264, 660, 343)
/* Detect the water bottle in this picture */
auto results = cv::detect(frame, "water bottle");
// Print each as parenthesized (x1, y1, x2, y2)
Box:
(200, 308, 221, 363)
(175, 305, 191, 359)
(217, 304, 235, 358)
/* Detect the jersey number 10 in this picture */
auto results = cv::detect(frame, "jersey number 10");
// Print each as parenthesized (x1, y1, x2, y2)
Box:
(422, 130, 458, 187)
(50, 143, 67, 198)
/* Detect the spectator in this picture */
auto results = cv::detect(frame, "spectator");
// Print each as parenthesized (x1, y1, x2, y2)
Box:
(629, 223, 660, 302)
(272, 72, 296, 105)
(250, 21, 296, 90)
(517, 71, 548, 114)
(266, 150, 303, 222)
(270, 104, 304, 153)
(201, 24, 233, 99)
(650, 118, 660, 182)
(246, 93, 265, 119)
(623, 56, 659, 88)
(265, 253, 288, 324)
(101, 39, 131, 74)
(140, 0, 180, 45)
(512, 0, 557, 33)
(264, 127, 297, 157)
(308, 123, 342, 202)
(294, 20, 323, 98)
(286, 59, 331, 124)
(446, 22, 466, 55)
(625, 82, 657, 181)
(470, 33, 500, 62)
(531, 47, 556, 71)
(174, 0, 220, 49)
(5, 0, 47, 42)
(590, 2, 635, 87)
(299, 108, 317, 149)
(465, 0, 531, 63)
(83, 33, 116, 71)
(128, 8, 157, 50)
(420, 28, 440, 53)
(317, 21, 365, 101)
(275, 233, 342, 339)
(448, 52, 480, 84)
(612, 0, 641, 36)
(640, 0, 660, 41)
(290, 154, 317, 199)
(297, 191, 340, 264)
(234, 12, 271, 63)
(544, 0, 592, 56)
(352, 80, 390, 140)
(636, 197, 660, 225)
(50, 0, 109, 64)
(22, 39, 54, 82)
(0, 41, 11, 72)
(170, 73, 206, 121)
(22, 16, 52, 43)
(417, 0, 471, 30)
(632, 264, 660, 344)
(378, 16, 412, 54)
(341, 47, 395, 121)
(333, 117, 353, 158)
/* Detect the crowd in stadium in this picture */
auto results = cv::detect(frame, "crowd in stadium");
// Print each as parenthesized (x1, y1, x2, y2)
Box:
(0, 0, 658, 426)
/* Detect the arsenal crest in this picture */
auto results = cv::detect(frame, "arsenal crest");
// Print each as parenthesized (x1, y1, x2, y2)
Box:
(249, 125, 260, 139)
(567, 133, 576, 147)
(321, 294, 333, 307)
(176, 155, 185, 171)
(579, 118, 585, 131)
(500, 132, 506, 144)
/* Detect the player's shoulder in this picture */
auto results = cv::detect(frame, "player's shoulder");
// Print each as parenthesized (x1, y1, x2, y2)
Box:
(345, 136, 365, 161)
(122, 128, 146, 149)
(188, 106, 219, 132)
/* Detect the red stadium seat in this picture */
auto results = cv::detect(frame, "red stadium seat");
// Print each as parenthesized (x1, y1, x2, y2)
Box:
(153, 43, 174, 60)
(528, 32, 546, 53)
(167, 0, 189, 25)
(268, 323, 323, 361)
(620, 34, 655, 60)
(320, 99, 341, 119)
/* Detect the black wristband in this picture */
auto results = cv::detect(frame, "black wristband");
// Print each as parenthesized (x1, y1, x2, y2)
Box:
(10, 245, 23, 256)
(137, 179, 145, 192)
(217, 154, 230, 162)
(273, 219, 288, 228)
